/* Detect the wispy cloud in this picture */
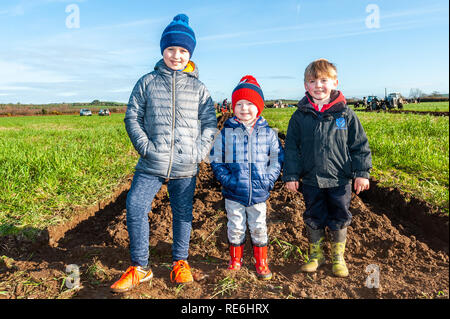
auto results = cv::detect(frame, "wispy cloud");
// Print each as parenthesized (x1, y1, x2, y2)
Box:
(57, 92, 78, 97)
(217, 15, 446, 48)
(381, 3, 448, 19)
(0, 0, 86, 16)
(0, 85, 39, 91)
(0, 1, 447, 103)
(198, 16, 366, 42)
(199, 3, 447, 45)
(0, 60, 79, 85)
(92, 17, 166, 31)
(257, 75, 297, 80)
(109, 87, 132, 93)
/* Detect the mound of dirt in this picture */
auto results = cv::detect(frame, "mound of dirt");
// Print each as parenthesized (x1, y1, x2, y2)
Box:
(0, 114, 448, 300)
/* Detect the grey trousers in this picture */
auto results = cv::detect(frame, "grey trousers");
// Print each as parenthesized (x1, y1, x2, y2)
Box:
(225, 199, 268, 246)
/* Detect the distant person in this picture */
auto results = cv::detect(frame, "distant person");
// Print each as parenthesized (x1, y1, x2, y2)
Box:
(110, 14, 217, 293)
(210, 75, 284, 280)
(220, 98, 228, 113)
(283, 59, 372, 277)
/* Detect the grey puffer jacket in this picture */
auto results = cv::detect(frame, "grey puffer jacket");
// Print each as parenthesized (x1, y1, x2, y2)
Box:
(124, 59, 217, 179)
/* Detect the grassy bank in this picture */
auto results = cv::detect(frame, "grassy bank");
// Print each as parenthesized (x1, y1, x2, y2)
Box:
(356, 112, 448, 212)
(400, 101, 449, 112)
(0, 114, 137, 237)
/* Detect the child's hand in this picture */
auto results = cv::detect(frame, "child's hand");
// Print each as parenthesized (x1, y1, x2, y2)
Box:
(354, 177, 370, 194)
(285, 181, 299, 192)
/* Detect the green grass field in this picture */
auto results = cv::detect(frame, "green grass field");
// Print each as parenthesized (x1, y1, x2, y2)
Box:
(350, 101, 449, 112)
(0, 114, 137, 237)
(0, 107, 448, 238)
(401, 101, 449, 112)
(355, 112, 448, 211)
(262, 108, 449, 213)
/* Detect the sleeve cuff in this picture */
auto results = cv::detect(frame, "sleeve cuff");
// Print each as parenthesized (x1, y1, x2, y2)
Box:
(282, 175, 299, 182)
(353, 171, 370, 179)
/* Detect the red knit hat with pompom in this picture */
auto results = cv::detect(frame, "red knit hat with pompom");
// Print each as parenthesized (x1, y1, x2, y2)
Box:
(231, 75, 265, 117)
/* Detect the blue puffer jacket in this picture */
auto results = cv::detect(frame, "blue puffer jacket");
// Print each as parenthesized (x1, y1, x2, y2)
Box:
(210, 116, 284, 207)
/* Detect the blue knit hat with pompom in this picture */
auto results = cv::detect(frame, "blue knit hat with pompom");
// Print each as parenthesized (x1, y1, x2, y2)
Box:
(160, 14, 196, 58)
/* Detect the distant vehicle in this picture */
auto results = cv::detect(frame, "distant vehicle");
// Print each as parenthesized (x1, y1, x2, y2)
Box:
(80, 109, 92, 116)
(386, 92, 404, 109)
(366, 96, 378, 103)
(98, 109, 111, 116)
(366, 96, 384, 110)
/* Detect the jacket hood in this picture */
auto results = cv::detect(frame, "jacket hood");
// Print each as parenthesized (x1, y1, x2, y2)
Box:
(224, 116, 269, 130)
(154, 59, 199, 79)
(298, 90, 347, 113)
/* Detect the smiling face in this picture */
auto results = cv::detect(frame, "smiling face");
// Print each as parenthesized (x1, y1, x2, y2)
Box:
(163, 46, 190, 70)
(304, 76, 338, 102)
(234, 99, 259, 124)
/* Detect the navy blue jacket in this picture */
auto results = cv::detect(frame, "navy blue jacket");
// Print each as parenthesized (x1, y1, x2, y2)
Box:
(283, 90, 372, 188)
(210, 116, 284, 207)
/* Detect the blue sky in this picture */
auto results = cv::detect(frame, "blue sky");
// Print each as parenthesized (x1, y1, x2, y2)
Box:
(0, 0, 448, 104)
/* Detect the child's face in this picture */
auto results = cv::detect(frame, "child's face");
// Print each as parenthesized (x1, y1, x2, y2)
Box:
(234, 99, 259, 124)
(304, 76, 338, 102)
(163, 46, 190, 70)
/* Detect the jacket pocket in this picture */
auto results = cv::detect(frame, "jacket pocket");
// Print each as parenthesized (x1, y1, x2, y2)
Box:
(223, 174, 239, 193)
(344, 148, 352, 178)
(342, 160, 352, 178)
(144, 139, 156, 159)
(300, 150, 313, 178)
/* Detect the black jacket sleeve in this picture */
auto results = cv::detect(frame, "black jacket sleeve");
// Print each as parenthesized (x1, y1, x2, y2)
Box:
(347, 109, 372, 179)
(282, 111, 303, 182)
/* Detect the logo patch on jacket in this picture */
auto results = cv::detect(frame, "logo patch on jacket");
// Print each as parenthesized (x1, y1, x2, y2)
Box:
(336, 117, 347, 130)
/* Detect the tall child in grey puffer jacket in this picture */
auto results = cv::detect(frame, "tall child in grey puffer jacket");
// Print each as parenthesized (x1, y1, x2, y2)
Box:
(110, 14, 217, 293)
(284, 59, 372, 278)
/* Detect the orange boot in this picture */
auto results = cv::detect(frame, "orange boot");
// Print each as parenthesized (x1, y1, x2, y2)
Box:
(228, 245, 244, 270)
(253, 245, 272, 280)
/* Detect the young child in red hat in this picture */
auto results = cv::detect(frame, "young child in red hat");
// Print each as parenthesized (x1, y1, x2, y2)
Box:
(210, 75, 284, 280)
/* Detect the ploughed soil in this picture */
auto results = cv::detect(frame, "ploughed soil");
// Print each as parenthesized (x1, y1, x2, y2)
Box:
(0, 114, 448, 300)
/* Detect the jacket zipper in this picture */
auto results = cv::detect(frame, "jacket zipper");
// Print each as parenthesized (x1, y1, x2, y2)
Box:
(166, 71, 176, 178)
(247, 128, 253, 206)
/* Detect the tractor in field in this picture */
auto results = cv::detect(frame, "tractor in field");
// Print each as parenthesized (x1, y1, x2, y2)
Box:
(385, 92, 404, 109)
(353, 97, 367, 109)
(273, 100, 286, 108)
(366, 96, 385, 110)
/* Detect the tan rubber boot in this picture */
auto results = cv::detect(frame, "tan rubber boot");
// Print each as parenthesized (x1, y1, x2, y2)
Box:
(330, 228, 349, 277)
(300, 226, 325, 273)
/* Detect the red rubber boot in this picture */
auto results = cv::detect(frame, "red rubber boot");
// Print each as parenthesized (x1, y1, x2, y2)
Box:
(228, 245, 244, 270)
(253, 245, 273, 280)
